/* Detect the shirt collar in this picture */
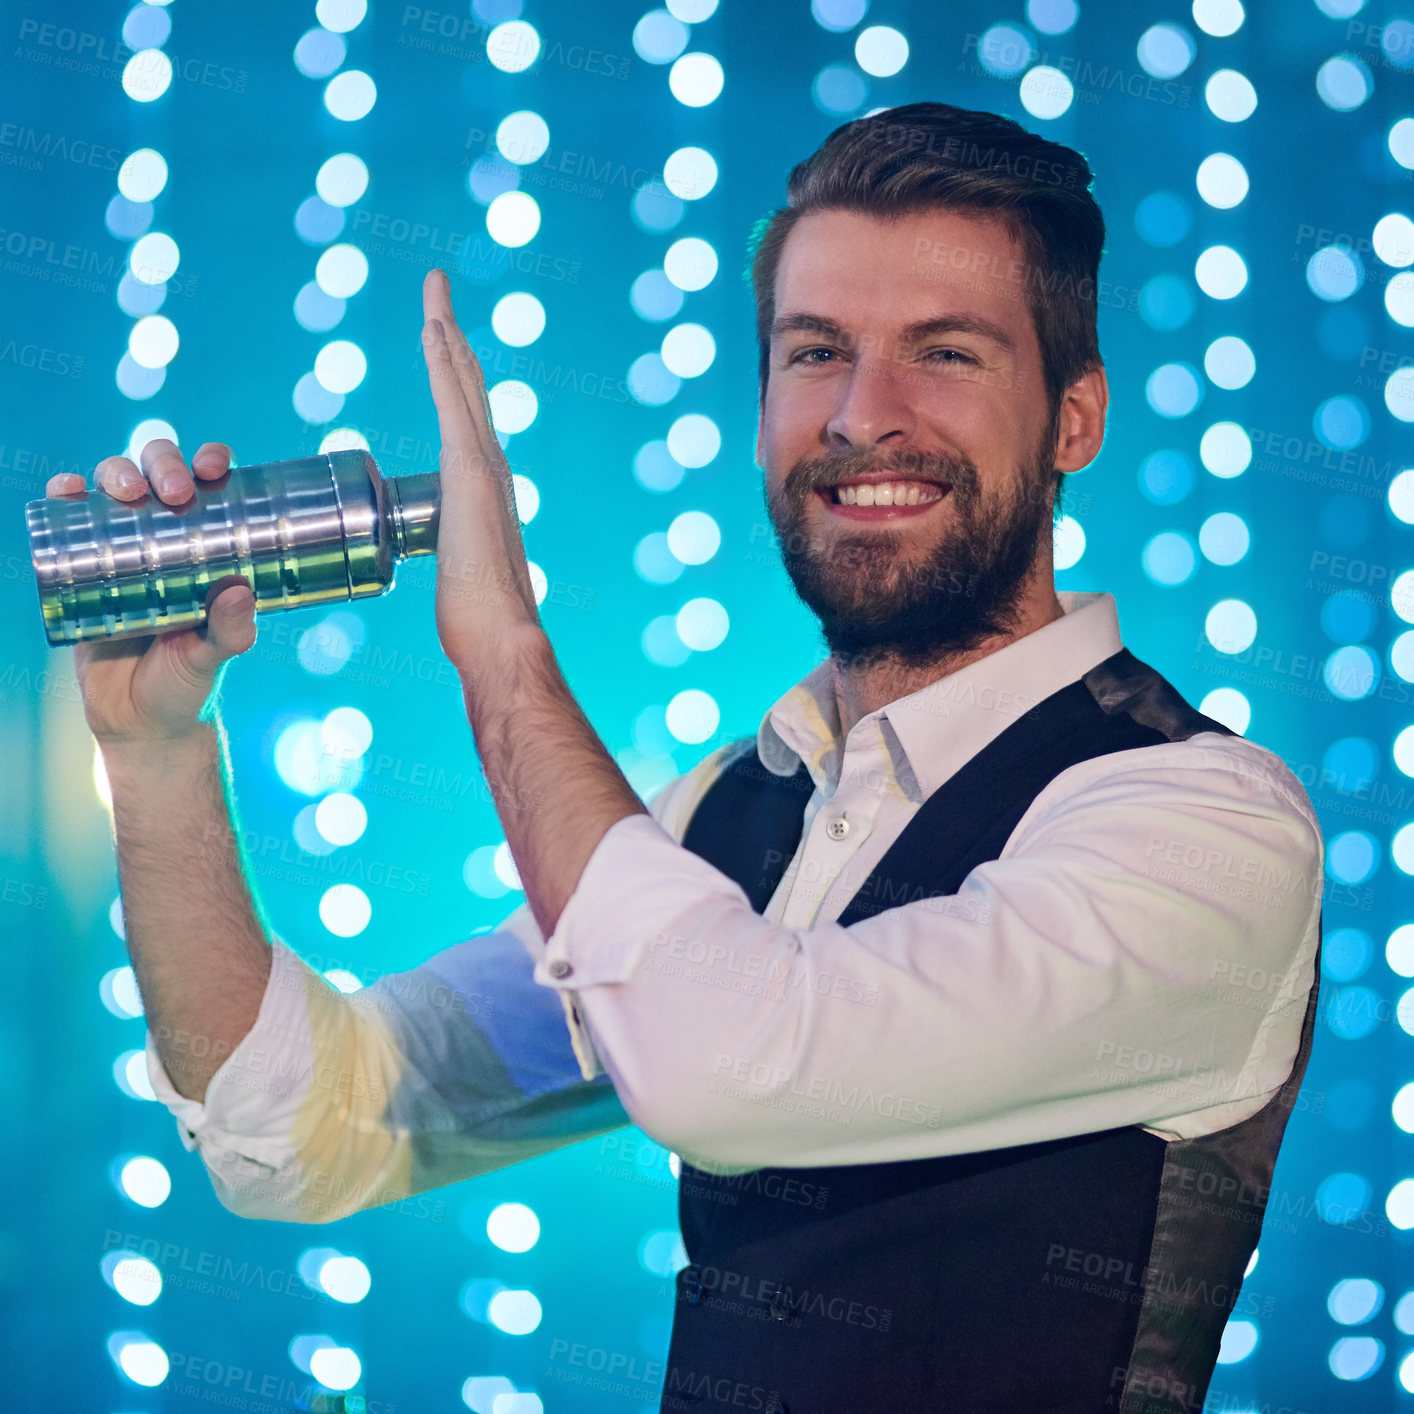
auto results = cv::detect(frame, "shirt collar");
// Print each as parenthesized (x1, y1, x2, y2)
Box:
(757, 591, 1125, 800)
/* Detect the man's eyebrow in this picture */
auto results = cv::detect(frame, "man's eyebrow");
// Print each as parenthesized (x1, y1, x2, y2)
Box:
(770, 311, 1017, 355)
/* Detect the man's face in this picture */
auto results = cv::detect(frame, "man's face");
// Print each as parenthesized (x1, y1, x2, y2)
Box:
(758, 206, 1064, 669)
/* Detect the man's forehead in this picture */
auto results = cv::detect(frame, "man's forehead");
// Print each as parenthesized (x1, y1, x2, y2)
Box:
(773, 207, 1031, 339)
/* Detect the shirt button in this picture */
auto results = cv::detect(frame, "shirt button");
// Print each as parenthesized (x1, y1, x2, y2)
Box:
(547, 958, 573, 979)
(825, 816, 850, 841)
(764, 1397, 786, 1414)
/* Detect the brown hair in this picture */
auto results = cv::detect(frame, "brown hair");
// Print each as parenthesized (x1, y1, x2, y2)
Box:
(746, 102, 1107, 517)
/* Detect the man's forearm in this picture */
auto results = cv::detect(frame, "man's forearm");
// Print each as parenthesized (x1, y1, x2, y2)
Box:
(102, 719, 271, 1105)
(461, 626, 647, 941)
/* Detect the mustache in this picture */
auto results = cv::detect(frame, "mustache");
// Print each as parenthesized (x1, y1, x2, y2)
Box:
(785, 448, 978, 497)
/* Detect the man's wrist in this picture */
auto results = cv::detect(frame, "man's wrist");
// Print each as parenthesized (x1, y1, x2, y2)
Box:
(99, 720, 222, 786)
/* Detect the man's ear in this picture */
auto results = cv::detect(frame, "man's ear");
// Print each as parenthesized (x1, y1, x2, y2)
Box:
(1053, 362, 1108, 475)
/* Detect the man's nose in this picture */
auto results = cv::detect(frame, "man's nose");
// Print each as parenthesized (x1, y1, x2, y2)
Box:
(824, 353, 917, 451)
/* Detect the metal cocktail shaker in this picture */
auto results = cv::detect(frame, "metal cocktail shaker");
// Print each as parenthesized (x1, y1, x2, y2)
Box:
(25, 450, 439, 647)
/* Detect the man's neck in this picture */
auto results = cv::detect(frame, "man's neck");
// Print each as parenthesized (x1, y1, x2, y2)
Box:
(830, 588, 1067, 740)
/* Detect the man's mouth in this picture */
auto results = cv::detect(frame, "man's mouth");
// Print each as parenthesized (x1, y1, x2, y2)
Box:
(817, 478, 951, 518)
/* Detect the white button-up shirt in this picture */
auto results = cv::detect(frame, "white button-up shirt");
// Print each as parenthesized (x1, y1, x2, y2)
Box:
(147, 590, 1324, 1218)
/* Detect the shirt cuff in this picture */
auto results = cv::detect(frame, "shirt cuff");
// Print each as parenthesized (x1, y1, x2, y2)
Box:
(536, 811, 748, 991)
(144, 938, 317, 1171)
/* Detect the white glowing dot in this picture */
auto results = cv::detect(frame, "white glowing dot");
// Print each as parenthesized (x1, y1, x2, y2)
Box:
(111, 1256, 162, 1306)
(1201, 421, 1251, 478)
(488, 379, 538, 435)
(116, 1049, 157, 1099)
(120, 1156, 171, 1208)
(492, 292, 546, 347)
(669, 0, 718, 17)
(1199, 687, 1250, 734)
(324, 70, 377, 121)
(319, 884, 371, 938)
(316, 153, 370, 207)
(855, 26, 909, 76)
(315, 792, 367, 846)
(1196, 153, 1249, 209)
(487, 1289, 542, 1334)
(1193, 0, 1244, 36)
(1374, 214, 1414, 269)
(1317, 55, 1372, 112)
(322, 705, 372, 759)
(1393, 119, 1414, 171)
(128, 315, 179, 369)
(663, 147, 718, 201)
(309, 1346, 362, 1390)
(660, 323, 716, 378)
(1195, 245, 1248, 299)
(314, 339, 367, 394)
(1386, 272, 1414, 328)
(488, 21, 541, 73)
(1206, 68, 1257, 121)
(319, 1255, 372, 1303)
(676, 597, 729, 651)
(116, 1339, 169, 1386)
(1199, 511, 1250, 565)
(316, 244, 369, 299)
(118, 149, 168, 203)
(487, 190, 541, 247)
(527, 561, 548, 605)
(122, 49, 173, 103)
(1019, 65, 1074, 119)
(323, 969, 363, 992)
(1204, 335, 1255, 389)
(1395, 1087, 1414, 1134)
(635, 10, 689, 64)
(494, 842, 523, 890)
(1216, 1320, 1258, 1364)
(1387, 368, 1414, 422)
(1392, 567, 1414, 620)
(316, 0, 368, 33)
(487, 1202, 541, 1252)
(129, 232, 179, 286)
(666, 689, 720, 744)
(319, 427, 371, 454)
(667, 413, 721, 468)
(669, 52, 724, 106)
(663, 237, 718, 292)
(667, 510, 720, 564)
(512, 474, 540, 523)
(496, 111, 551, 165)
(101, 966, 144, 1019)
(1053, 515, 1085, 570)
(1205, 598, 1257, 653)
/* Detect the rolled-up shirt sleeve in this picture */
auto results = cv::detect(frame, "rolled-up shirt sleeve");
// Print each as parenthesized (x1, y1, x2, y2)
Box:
(143, 755, 723, 1223)
(146, 921, 628, 1224)
(535, 740, 1324, 1172)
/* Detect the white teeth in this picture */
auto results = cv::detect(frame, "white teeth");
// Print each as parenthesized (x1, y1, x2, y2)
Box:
(833, 480, 944, 507)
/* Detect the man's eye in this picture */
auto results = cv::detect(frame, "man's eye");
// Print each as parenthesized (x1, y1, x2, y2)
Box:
(928, 349, 978, 365)
(789, 347, 837, 365)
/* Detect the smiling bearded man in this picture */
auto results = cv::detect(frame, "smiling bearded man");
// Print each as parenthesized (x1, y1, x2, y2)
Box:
(767, 421, 1061, 668)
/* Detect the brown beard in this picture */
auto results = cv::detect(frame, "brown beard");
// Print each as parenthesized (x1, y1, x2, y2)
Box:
(764, 434, 1057, 672)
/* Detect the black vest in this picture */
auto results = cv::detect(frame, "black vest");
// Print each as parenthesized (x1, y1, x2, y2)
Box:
(660, 648, 1321, 1414)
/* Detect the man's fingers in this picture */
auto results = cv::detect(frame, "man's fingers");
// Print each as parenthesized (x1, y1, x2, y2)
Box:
(191, 442, 232, 479)
(424, 268, 495, 427)
(45, 471, 88, 498)
(94, 455, 151, 501)
(139, 438, 196, 503)
(423, 320, 491, 477)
